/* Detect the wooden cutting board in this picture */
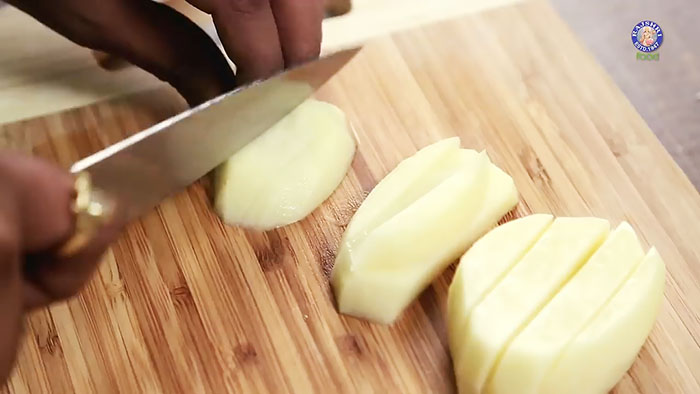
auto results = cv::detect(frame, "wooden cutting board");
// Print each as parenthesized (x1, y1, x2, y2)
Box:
(2, 1, 700, 392)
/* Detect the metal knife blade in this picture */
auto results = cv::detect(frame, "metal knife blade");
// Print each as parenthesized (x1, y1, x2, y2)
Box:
(70, 46, 361, 222)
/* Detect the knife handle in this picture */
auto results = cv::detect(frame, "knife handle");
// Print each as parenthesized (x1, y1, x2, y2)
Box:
(57, 172, 116, 258)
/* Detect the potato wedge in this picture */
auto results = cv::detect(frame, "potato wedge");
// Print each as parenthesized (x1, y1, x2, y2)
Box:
(448, 216, 665, 394)
(331, 138, 519, 324)
(448, 214, 554, 375)
(489, 222, 646, 393)
(454, 217, 610, 394)
(540, 248, 665, 394)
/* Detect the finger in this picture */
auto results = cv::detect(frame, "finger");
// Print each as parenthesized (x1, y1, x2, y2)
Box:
(202, 0, 285, 83)
(0, 179, 24, 382)
(23, 282, 49, 311)
(24, 205, 127, 305)
(0, 152, 74, 252)
(7, 0, 236, 106)
(0, 151, 125, 306)
(270, 0, 324, 65)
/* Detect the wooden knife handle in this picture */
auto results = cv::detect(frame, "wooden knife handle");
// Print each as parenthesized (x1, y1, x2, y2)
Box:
(57, 172, 116, 258)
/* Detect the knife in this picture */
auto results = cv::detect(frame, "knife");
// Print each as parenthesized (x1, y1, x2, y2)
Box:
(58, 46, 361, 256)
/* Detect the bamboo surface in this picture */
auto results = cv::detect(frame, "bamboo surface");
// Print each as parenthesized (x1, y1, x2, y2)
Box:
(2, 0, 700, 392)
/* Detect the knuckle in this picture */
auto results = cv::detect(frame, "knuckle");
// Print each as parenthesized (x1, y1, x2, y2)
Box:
(290, 41, 321, 64)
(39, 232, 118, 302)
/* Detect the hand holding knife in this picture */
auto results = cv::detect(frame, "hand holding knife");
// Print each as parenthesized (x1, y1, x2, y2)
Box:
(0, 45, 358, 313)
(0, 0, 359, 381)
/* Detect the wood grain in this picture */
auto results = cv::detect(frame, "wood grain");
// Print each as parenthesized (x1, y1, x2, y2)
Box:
(2, 0, 700, 392)
(550, 0, 700, 189)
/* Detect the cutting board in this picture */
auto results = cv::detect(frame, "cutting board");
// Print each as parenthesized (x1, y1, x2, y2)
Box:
(2, 1, 700, 392)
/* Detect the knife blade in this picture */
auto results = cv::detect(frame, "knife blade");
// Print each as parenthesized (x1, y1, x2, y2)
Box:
(70, 46, 361, 223)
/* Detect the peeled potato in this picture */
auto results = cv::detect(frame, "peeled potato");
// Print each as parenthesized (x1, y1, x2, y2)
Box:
(540, 248, 665, 394)
(213, 99, 356, 230)
(448, 215, 665, 394)
(331, 137, 519, 324)
(448, 214, 555, 374)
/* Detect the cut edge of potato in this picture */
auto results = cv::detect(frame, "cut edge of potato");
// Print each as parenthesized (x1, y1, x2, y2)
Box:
(333, 151, 492, 323)
(331, 138, 462, 295)
(351, 150, 490, 272)
(213, 99, 356, 230)
(454, 217, 611, 394)
(448, 213, 555, 369)
(342, 137, 462, 243)
(539, 247, 666, 394)
(486, 221, 647, 394)
(331, 137, 519, 324)
(449, 216, 666, 394)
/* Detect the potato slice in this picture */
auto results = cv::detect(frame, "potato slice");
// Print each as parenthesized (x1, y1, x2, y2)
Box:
(448, 216, 665, 394)
(454, 217, 610, 394)
(331, 138, 519, 324)
(213, 99, 356, 230)
(540, 248, 665, 394)
(489, 222, 646, 394)
(448, 214, 554, 376)
(330, 138, 463, 294)
(343, 136, 463, 244)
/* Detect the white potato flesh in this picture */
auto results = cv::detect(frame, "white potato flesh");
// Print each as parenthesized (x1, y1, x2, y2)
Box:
(331, 138, 464, 295)
(448, 216, 666, 394)
(454, 217, 611, 394)
(331, 138, 519, 324)
(448, 214, 554, 376)
(342, 137, 462, 244)
(213, 99, 356, 230)
(352, 150, 490, 273)
(540, 248, 666, 394)
(334, 150, 490, 323)
(489, 222, 645, 394)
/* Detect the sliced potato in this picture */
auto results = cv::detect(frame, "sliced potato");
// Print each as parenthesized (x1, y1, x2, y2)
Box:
(489, 222, 645, 394)
(454, 217, 610, 394)
(213, 99, 356, 230)
(540, 248, 665, 394)
(448, 214, 554, 375)
(331, 138, 519, 324)
(345, 137, 462, 239)
(448, 216, 665, 394)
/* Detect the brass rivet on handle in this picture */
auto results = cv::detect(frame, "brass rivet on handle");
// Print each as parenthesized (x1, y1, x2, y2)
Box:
(57, 172, 116, 258)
